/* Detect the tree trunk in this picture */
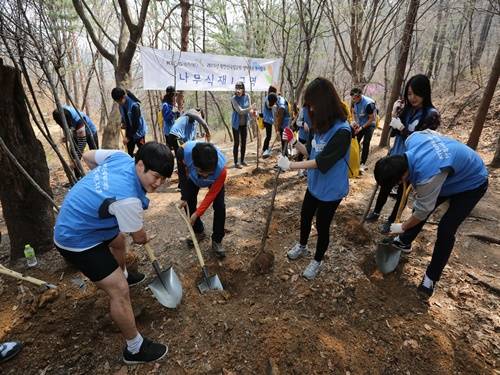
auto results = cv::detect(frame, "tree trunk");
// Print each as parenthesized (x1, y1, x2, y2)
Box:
(491, 133, 500, 168)
(471, 2, 494, 71)
(0, 61, 54, 260)
(380, 0, 420, 147)
(176, 0, 191, 112)
(426, 0, 445, 78)
(467, 44, 500, 150)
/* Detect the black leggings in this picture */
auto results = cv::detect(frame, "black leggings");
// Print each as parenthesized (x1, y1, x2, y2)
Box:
(300, 189, 341, 262)
(399, 180, 488, 281)
(373, 183, 404, 223)
(232, 126, 247, 164)
(356, 126, 374, 164)
(126, 137, 144, 157)
(262, 122, 273, 152)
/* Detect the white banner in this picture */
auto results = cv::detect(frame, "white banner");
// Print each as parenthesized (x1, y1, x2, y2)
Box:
(140, 46, 282, 92)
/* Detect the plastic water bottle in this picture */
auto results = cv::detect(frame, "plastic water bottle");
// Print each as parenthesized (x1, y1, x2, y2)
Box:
(24, 244, 38, 267)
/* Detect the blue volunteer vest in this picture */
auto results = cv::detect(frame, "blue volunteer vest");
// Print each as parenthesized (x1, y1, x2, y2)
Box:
(183, 141, 226, 188)
(162, 102, 175, 136)
(307, 120, 351, 201)
(277, 96, 290, 129)
(54, 152, 149, 250)
(353, 96, 375, 128)
(405, 131, 488, 196)
(390, 108, 425, 156)
(231, 94, 250, 130)
(262, 99, 274, 124)
(119, 96, 147, 140)
(170, 115, 197, 143)
(81, 113, 97, 134)
(298, 107, 311, 141)
(63, 105, 97, 134)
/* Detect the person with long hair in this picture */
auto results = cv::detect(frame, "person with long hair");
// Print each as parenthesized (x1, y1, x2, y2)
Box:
(111, 88, 148, 157)
(277, 77, 351, 280)
(365, 74, 441, 233)
(231, 81, 253, 168)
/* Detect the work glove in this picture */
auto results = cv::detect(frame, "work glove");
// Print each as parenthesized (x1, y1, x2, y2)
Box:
(389, 223, 404, 234)
(282, 127, 295, 145)
(392, 99, 404, 117)
(277, 155, 291, 171)
(389, 117, 405, 131)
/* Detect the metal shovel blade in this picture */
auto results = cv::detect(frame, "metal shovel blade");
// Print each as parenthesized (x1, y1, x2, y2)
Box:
(375, 238, 402, 274)
(197, 269, 223, 294)
(147, 266, 183, 308)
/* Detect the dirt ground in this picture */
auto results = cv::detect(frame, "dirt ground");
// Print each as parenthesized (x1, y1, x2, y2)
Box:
(0, 93, 499, 374)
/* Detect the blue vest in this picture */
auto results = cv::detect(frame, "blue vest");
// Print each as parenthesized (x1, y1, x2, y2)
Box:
(298, 107, 311, 141)
(81, 113, 97, 134)
(54, 152, 149, 250)
(119, 96, 147, 140)
(162, 102, 175, 136)
(231, 94, 250, 130)
(277, 96, 290, 129)
(262, 99, 274, 124)
(307, 120, 351, 201)
(170, 115, 197, 143)
(353, 96, 375, 128)
(390, 108, 425, 156)
(63, 105, 97, 134)
(183, 141, 226, 188)
(405, 131, 488, 197)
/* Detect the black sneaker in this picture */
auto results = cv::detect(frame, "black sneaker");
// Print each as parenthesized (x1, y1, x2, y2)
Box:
(365, 211, 380, 222)
(0, 341, 23, 363)
(185, 231, 206, 248)
(127, 271, 146, 287)
(392, 236, 412, 253)
(417, 281, 435, 299)
(123, 337, 168, 364)
(212, 241, 226, 258)
(379, 220, 392, 234)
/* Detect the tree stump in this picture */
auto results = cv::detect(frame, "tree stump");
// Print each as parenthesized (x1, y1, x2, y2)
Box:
(0, 61, 54, 260)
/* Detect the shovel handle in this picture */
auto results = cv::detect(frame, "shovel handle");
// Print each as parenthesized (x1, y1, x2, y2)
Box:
(0, 264, 52, 287)
(361, 184, 379, 224)
(395, 181, 413, 222)
(175, 204, 206, 268)
(144, 243, 157, 262)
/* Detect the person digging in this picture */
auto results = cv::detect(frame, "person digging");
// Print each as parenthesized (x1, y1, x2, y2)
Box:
(54, 142, 174, 364)
(176, 141, 227, 258)
(374, 130, 488, 298)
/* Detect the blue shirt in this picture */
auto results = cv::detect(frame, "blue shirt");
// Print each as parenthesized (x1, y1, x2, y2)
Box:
(170, 115, 197, 143)
(162, 102, 175, 136)
(119, 96, 147, 140)
(353, 96, 375, 128)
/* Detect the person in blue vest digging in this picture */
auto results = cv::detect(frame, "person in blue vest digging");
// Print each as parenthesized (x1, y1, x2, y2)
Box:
(231, 81, 254, 168)
(277, 77, 351, 280)
(374, 130, 488, 298)
(267, 91, 291, 156)
(177, 141, 227, 258)
(54, 142, 174, 364)
(350, 87, 376, 170)
(111, 88, 148, 157)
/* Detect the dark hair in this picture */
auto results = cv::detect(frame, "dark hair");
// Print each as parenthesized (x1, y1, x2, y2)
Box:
(267, 93, 278, 106)
(304, 77, 347, 133)
(404, 74, 433, 108)
(350, 87, 362, 96)
(192, 143, 218, 172)
(268, 85, 277, 94)
(374, 155, 408, 188)
(111, 87, 126, 101)
(195, 107, 205, 119)
(166, 85, 175, 94)
(162, 91, 175, 104)
(135, 141, 174, 178)
(235, 81, 245, 91)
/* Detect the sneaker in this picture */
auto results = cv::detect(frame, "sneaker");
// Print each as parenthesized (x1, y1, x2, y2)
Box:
(241, 161, 249, 167)
(262, 149, 271, 159)
(392, 236, 412, 253)
(302, 260, 322, 280)
(389, 186, 399, 197)
(379, 220, 392, 234)
(417, 280, 435, 299)
(212, 241, 226, 258)
(186, 232, 206, 248)
(127, 271, 146, 287)
(360, 163, 367, 171)
(365, 211, 380, 222)
(287, 243, 308, 260)
(0, 341, 23, 363)
(123, 337, 168, 364)
(234, 163, 242, 169)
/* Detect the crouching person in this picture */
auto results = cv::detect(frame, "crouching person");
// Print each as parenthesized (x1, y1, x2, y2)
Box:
(374, 130, 488, 298)
(54, 142, 174, 364)
(177, 141, 227, 258)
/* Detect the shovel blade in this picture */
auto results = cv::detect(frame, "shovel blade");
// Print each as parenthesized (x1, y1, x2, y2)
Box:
(147, 266, 183, 308)
(197, 274, 223, 294)
(375, 239, 401, 274)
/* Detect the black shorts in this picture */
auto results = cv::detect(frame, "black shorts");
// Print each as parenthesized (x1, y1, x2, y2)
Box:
(56, 236, 119, 282)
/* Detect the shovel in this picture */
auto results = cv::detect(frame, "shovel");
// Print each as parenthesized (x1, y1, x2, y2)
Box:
(175, 204, 223, 293)
(375, 182, 412, 274)
(0, 264, 57, 290)
(144, 243, 183, 308)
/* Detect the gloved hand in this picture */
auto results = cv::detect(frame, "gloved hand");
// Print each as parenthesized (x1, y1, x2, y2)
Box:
(277, 155, 291, 171)
(282, 127, 295, 145)
(389, 223, 404, 234)
(392, 99, 404, 116)
(389, 117, 405, 131)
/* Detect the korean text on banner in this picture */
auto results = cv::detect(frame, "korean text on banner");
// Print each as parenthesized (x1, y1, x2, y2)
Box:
(140, 46, 282, 92)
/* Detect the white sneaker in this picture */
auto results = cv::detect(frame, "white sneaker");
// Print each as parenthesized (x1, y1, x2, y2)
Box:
(360, 163, 367, 171)
(262, 149, 271, 158)
(303, 260, 322, 280)
(287, 243, 308, 260)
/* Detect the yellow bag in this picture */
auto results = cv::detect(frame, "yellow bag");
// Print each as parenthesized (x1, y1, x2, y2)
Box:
(341, 101, 353, 123)
(257, 116, 265, 130)
(348, 137, 360, 178)
(376, 113, 382, 129)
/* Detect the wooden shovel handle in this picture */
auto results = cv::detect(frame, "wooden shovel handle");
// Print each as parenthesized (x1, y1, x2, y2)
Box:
(0, 264, 48, 287)
(395, 181, 413, 222)
(175, 204, 205, 268)
(144, 243, 157, 262)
